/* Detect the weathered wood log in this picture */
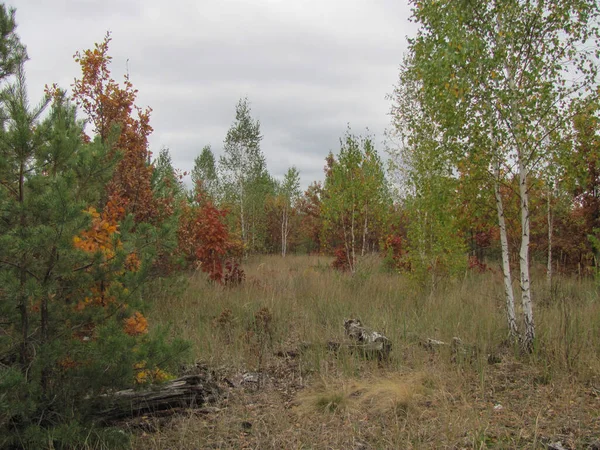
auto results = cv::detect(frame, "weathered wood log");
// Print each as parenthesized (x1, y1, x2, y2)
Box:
(419, 336, 498, 364)
(420, 338, 448, 351)
(451, 336, 483, 363)
(343, 319, 392, 360)
(91, 372, 222, 424)
(274, 321, 392, 361)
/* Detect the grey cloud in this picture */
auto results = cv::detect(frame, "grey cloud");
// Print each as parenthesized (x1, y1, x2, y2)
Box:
(10, 0, 415, 189)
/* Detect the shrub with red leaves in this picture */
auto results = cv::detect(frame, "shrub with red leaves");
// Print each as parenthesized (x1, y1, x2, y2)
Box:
(331, 246, 351, 271)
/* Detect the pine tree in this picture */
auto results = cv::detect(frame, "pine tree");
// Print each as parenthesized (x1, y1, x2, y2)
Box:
(0, 26, 187, 448)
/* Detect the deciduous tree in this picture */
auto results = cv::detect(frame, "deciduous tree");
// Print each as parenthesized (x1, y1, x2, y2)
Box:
(277, 166, 301, 257)
(72, 32, 163, 224)
(322, 129, 390, 272)
(219, 98, 271, 253)
(191, 144, 219, 202)
(398, 0, 600, 350)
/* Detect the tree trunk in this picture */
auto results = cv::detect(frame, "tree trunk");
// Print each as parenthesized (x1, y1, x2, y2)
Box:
(505, 61, 535, 351)
(240, 184, 246, 249)
(340, 212, 352, 271)
(41, 246, 57, 395)
(547, 186, 553, 287)
(518, 158, 535, 351)
(494, 168, 518, 339)
(284, 205, 291, 257)
(360, 214, 368, 256)
(350, 205, 356, 272)
(281, 206, 286, 257)
(251, 216, 256, 252)
(18, 161, 29, 371)
(362, 205, 368, 257)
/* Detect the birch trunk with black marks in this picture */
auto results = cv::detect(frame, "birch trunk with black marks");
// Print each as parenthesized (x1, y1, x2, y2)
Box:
(506, 59, 535, 351)
(494, 164, 518, 338)
(350, 204, 356, 272)
(281, 202, 289, 257)
(343, 319, 392, 360)
(361, 205, 368, 257)
(518, 157, 535, 351)
(239, 181, 246, 251)
(547, 187, 553, 287)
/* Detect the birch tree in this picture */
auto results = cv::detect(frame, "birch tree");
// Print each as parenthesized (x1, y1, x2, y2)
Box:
(191, 144, 218, 201)
(219, 98, 268, 253)
(322, 130, 389, 272)
(278, 166, 301, 257)
(388, 58, 467, 291)
(398, 0, 600, 350)
(152, 147, 184, 200)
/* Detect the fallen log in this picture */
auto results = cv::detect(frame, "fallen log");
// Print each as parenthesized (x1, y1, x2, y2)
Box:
(420, 337, 448, 351)
(419, 336, 499, 364)
(274, 321, 392, 361)
(343, 319, 392, 360)
(91, 371, 222, 424)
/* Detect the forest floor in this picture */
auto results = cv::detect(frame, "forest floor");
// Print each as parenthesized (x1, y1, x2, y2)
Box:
(133, 255, 600, 449)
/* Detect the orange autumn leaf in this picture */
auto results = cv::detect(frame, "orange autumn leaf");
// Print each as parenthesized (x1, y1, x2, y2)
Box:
(125, 252, 141, 272)
(133, 360, 173, 384)
(58, 357, 78, 370)
(74, 200, 123, 258)
(124, 311, 148, 336)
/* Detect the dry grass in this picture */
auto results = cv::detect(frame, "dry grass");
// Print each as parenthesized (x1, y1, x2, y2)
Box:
(297, 372, 426, 417)
(135, 255, 600, 449)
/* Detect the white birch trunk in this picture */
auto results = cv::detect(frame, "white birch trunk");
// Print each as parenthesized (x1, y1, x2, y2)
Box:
(350, 205, 356, 273)
(546, 187, 553, 287)
(239, 181, 246, 247)
(494, 167, 518, 338)
(361, 205, 368, 257)
(281, 204, 287, 257)
(341, 212, 352, 271)
(518, 158, 535, 351)
(503, 62, 535, 349)
(284, 214, 287, 257)
(284, 206, 291, 257)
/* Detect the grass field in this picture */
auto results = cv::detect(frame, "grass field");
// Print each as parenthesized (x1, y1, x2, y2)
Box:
(134, 255, 600, 449)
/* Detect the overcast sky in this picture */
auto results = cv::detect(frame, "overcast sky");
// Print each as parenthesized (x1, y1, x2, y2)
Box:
(8, 0, 417, 189)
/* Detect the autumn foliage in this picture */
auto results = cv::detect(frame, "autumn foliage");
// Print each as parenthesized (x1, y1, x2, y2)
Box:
(4, 3, 600, 446)
(124, 311, 149, 336)
(331, 246, 351, 271)
(297, 181, 324, 254)
(72, 32, 168, 224)
(383, 234, 408, 271)
(178, 185, 243, 283)
(73, 199, 124, 257)
(73, 196, 148, 335)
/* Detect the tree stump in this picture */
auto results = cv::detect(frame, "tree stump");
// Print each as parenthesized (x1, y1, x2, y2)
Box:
(343, 319, 392, 360)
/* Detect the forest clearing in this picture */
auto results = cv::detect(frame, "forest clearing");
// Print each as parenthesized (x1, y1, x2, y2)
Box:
(2, 0, 600, 448)
(133, 255, 600, 449)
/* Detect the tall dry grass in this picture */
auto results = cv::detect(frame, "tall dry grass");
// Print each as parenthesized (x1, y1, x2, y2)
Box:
(137, 255, 600, 449)
(149, 254, 600, 381)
